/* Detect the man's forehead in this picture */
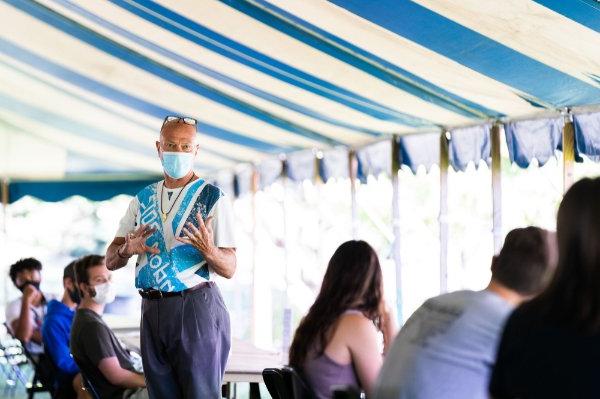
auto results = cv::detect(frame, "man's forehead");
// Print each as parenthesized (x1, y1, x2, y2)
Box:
(89, 264, 109, 277)
(18, 269, 40, 280)
(160, 121, 197, 139)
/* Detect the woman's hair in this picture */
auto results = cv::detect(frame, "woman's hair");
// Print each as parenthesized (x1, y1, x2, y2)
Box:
(289, 240, 383, 368)
(530, 177, 600, 333)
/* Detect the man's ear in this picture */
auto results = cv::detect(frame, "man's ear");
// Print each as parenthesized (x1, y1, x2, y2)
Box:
(78, 282, 87, 298)
(156, 141, 161, 155)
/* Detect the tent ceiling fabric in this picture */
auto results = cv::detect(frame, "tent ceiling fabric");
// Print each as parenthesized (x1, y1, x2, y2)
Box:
(1, 0, 599, 182)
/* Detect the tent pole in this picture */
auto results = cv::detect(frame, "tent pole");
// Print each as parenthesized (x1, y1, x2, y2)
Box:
(491, 124, 503, 253)
(349, 150, 358, 239)
(250, 167, 259, 346)
(1, 178, 7, 234)
(391, 136, 403, 323)
(1, 178, 8, 312)
(281, 169, 292, 355)
(562, 114, 575, 193)
(439, 132, 449, 294)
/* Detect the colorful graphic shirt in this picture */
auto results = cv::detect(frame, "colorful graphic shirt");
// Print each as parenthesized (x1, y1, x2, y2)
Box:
(116, 179, 236, 292)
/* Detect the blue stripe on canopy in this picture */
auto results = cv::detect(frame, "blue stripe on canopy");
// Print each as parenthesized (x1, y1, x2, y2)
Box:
(54, 0, 384, 137)
(330, 0, 600, 107)
(6, 0, 340, 146)
(573, 112, 600, 162)
(223, 0, 500, 120)
(533, 0, 600, 34)
(111, 0, 423, 125)
(504, 117, 564, 168)
(0, 38, 288, 155)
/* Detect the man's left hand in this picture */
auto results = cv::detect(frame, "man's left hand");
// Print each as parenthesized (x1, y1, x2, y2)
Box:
(176, 212, 216, 257)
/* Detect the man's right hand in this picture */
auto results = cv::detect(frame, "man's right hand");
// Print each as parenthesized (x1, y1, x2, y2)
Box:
(119, 224, 160, 257)
(22, 285, 42, 306)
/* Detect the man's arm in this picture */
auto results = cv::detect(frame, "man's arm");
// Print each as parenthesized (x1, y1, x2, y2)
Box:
(13, 286, 42, 344)
(98, 357, 145, 388)
(43, 319, 79, 375)
(106, 237, 128, 271)
(205, 247, 236, 279)
(106, 225, 159, 271)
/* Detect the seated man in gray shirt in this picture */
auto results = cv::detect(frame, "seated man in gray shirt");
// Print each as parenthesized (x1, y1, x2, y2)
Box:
(70, 255, 147, 399)
(374, 227, 557, 399)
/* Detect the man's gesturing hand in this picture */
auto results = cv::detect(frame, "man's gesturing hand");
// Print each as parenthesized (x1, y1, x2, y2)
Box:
(176, 212, 216, 257)
(120, 224, 160, 257)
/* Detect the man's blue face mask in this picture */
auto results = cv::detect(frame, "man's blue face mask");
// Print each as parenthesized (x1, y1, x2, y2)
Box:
(160, 152, 194, 179)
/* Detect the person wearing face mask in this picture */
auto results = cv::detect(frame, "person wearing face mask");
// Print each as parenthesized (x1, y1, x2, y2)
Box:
(5, 257, 55, 355)
(70, 255, 148, 399)
(42, 260, 90, 399)
(105, 116, 236, 399)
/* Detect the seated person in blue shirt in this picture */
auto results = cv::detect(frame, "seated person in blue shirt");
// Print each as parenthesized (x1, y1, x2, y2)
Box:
(374, 226, 557, 399)
(42, 260, 88, 399)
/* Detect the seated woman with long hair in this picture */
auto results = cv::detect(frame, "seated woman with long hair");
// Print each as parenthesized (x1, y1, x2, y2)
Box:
(289, 240, 397, 399)
(490, 177, 600, 398)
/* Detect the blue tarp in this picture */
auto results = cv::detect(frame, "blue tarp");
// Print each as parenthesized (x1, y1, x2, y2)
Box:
(573, 112, 600, 162)
(449, 125, 491, 171)
(504, 117, 564, 168)
(357, 140, 391, 182)
(399, 133, 440, 173)
(286, 150, 316, 182)
(8, 178, 160, 203)
(319, 147, 349, 182)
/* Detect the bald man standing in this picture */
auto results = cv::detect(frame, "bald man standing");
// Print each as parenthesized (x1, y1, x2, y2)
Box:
(106, 116, 236, 398)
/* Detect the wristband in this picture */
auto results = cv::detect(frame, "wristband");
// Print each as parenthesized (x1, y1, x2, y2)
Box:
(117, 245, 130, 259)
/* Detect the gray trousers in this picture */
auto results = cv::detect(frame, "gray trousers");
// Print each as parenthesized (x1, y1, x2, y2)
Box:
(140, 283, 231, 399)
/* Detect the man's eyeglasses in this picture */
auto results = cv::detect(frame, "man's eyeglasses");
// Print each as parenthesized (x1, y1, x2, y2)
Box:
(160, 142, 198, 153)
(162, 116, 197, 127)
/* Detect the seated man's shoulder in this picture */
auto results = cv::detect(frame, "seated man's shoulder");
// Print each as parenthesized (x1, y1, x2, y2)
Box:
(5, 297, 21, 316)
(73, 310, 109, 333)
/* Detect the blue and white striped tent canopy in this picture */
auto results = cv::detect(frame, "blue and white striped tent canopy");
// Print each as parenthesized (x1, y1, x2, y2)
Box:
(1, 0, 600, 188)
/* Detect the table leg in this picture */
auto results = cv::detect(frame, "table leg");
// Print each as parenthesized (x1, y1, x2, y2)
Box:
(249, 382, 261, 399)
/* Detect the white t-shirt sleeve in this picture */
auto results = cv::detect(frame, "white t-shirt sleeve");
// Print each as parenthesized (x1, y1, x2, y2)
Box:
(210, 193, 236, 248)
(115, 197, 140, 238)
(5, 298, 22, 329)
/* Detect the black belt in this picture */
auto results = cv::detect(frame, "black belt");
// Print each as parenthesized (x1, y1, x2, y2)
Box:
(138, 282, 211, 300)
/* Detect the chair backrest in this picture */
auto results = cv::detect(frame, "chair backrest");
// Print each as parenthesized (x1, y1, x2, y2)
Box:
(4, 322, 56, 395)
(332, 386, 365, 399)
(282, 366, 316, 399)
(262, 368, 290, 399)
(81, 372, 100, 399)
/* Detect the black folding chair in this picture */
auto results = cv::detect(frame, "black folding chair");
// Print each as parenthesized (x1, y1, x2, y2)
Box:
(332, 386, 365, 399)
(281, 366, 315, 399)
(263, 368, 290, 399)
(3, 323, 55, 399)
(80, 372, 100, 399)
